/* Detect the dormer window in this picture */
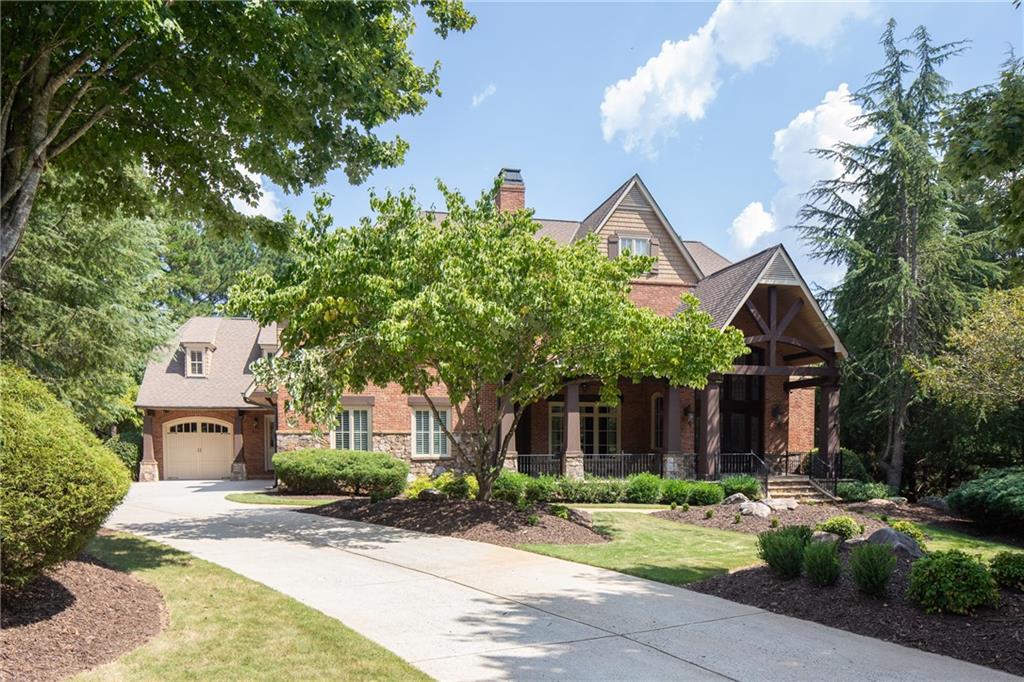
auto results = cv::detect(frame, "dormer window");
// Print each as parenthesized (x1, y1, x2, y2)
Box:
(187, 349, 207, 377)
(619, 236, 650, 256)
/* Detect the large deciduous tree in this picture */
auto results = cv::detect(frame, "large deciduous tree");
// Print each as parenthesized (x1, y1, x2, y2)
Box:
(230, 182, 747, 499)
(0, 0, 474, 273)
(798, 21, 1002, 491)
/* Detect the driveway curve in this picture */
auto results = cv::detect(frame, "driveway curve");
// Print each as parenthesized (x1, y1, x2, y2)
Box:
(106, 481, 1015, 681)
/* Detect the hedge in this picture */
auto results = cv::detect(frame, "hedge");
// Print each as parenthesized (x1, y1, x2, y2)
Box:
(1, 364, 131, 590)
(273, 449, 408, 501)
(836, 481, 890, 502)
(946, 467, 1024, 529)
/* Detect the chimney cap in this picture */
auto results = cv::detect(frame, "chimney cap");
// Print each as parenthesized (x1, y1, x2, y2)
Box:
(499, 168, 523, 184)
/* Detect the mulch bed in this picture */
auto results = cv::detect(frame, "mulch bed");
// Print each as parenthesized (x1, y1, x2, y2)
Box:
(305, 498, 607, 547)
(653, 502, 888, 537)
(1, 556, 165, 681)
(689, 544, 1024, 677)
(846, 502, 1024, 547)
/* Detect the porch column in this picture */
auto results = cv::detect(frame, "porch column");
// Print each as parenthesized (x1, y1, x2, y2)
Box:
(499, 400, 518, 471)
(231, 411, 247, 481)
(563, 382, 584, 480)
(819, 381, 840, 472)
(139, 411, 159, 482)
(662, 385, 685, 479)
(697, 376, 721, 479)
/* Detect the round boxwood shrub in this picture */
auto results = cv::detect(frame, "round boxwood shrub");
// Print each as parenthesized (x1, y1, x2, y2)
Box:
(434, 472, 479, 500)
(273, 448, 408, 501)
(660, 479, 692, 506)
(887, 519, 927, 550)
(625, 472, 662, 504)
(492, 470, 530, 504)
(1, 364, 131, 590)
(989, 551, 1024, 592)
(836, 481, 890, 502)
(908, 550, 999, 615)
(721, 474, 761, 500)
(687, 481, 725, 506)
(815, 515, 864, 541)
(946, 467, 1024, 529)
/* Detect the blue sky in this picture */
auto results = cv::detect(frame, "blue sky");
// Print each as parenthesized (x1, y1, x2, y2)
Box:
(244, 1, 1021, 289)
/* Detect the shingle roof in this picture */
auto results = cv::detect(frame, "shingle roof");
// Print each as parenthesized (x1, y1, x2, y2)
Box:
(427, 211, 581, 245)
(257, 323, 278, 347)
(687, 246, 779, 328)
(682, 241, 731, 276)
(179, 316, 221, 345)
(573, 175, 635, 241)
(136, 317, 263, 409)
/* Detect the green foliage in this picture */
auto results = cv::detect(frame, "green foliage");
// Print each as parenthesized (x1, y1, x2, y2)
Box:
(721, 474, 762, 500)
(0, 364, 131, 589)
(840, 449, 870, 482)
(625, 473, 662, 504)
(908, 550, 999, 614)
(0, 171, 171, 429)
(915, 288, 1024, 417)
(704, 509, 714, 520)
(733, 513, 741, 524)
(273, 449, 408, 502)
(548, 504, 571, 521)
(757, 529, 806, 579)
(688, 481, 726, 506)
(492, 471, 530, 505)
(850, 544, 896, 597)
(105, 434, 141, 481)
(554, 477, 627, 504)
(815, 516, 864, 541)
(405, 475, 437, 499)
(836, 481, 890, 502)
(776, 525, 813, 546)
(669, 502, 677, 511)
(681, 503, 690, 512)
(434, 472, 479, 501)
(946, 467, 1024, 528)
(229, 183, 747, 499)
(770, 517, 779, 528)
(524, 475, 558, 505)
(888, 520, 927, 549)
(803, 540, 841, 587)
(660, 479, 692, 505)
(989, 551, 1024, 591)
(526, 513, 540, 527)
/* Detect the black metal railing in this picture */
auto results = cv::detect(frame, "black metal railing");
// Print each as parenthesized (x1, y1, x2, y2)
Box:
(517, 454, 563, 477)
(807, 451, 842, 497)
(585, 453, 662, 478)
(714, 452, 770, 497)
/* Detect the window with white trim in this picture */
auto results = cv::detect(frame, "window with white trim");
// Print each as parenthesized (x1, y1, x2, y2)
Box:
(619, 236, 650, 256)
(651, 394, 664, 450)
(334, 409, 371, 451)
(413, 408, 449, 457)
(187, 349, 206, 377)
(548, 402, 620, 454)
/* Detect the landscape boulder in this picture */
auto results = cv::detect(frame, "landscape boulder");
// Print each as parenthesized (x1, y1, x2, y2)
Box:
(920, 496, 949, 513)
(867, 527, 924, 558)
(811, 531, 841, 544)
(764, 497, 798, 511)
(739, 501, 772, 518)
(863, 498, 898, 511)
(887, 496, 909, 506)
(722, 493, 749, 505)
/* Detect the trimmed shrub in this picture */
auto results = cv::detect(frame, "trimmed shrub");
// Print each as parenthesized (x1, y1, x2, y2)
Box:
(721, 474, 761, 500)
(704, 509, 714, 519)
(434, 472, 479, 500)
(815, 515, 863, 541)
(1, 364, 131, 590)
(554, 477, 627, 504)
(104, 434, 141, 480)
(836, 481, 890, 502)
(851, 544, 896, 597)
(524, 475, 557, 504)
(405, 475, 436, 499)
(492, 471, 530, 504)
(888, 519, 927, 549)
(776, 524, 813, 545)
(688, 481, 725, 506)
(548, 504, 571, 521)
(804, 540, 841, 587)
(908, 550, 999, 615)
(989, 551, 1024, 592)
(733, 513, 741, 524)
(946, 467, 1024, 529)
(757, 529, 806, 579)
(273, 449, 408, 501)
(660, 479, 692, 505)
(626, 472, 662, 504)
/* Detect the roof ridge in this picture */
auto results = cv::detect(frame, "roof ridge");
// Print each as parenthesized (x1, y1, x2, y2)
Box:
(698, 244, 779, 280)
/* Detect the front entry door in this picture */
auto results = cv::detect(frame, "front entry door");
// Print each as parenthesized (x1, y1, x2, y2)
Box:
(721, 375, 764, 454)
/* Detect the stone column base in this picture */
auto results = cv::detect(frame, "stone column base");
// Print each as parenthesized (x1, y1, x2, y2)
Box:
(662, 453, 695, 480)
(563, 453, 584, 480)
(230, 462, 247, 481)
(138, 460, 160, 482)
(502, 454, 518, 471)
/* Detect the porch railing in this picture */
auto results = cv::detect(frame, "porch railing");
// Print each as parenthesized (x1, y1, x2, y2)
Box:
(584, 453, 662, 478)
(713, 452, 770, 498)
(807, 451, 843, 497)
(517, 454, 563, 478)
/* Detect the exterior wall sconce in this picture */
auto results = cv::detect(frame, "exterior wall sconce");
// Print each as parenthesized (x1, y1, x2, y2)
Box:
(771, 405, 784, 424)
(683, 405, 694, 424)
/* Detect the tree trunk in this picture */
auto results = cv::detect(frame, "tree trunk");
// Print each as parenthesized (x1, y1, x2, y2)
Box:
(886, 386, 910, 491)
(1, 163, 44, 273)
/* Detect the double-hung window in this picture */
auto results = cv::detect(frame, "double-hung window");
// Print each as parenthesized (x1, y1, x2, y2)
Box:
(413, 408, 449, 458)
(188, 349, 205, 377)
(619, 236, 650, 256)
(334, 409, 371, 451)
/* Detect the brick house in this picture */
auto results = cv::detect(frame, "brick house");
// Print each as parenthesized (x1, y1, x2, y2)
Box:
(136, 169, 844, 483)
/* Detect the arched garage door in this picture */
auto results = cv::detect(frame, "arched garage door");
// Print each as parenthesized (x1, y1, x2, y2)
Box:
(164, 419, 234, 479)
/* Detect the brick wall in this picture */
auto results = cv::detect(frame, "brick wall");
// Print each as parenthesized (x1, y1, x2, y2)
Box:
(629, 282, 693, 317)
(788, 387, 815, 453)
(149, 408, 272, 480)
(764, 376, 788, 455)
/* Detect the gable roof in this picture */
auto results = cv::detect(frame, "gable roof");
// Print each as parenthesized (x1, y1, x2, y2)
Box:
(682, 241, 731, 275)
(574, 175, 635, 240)
(136, 317, 266, 409)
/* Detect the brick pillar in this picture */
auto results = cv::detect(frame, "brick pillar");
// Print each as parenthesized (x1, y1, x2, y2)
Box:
(231, 412, 247, 480)
(698, 377, 721, 479)
(139, 412, 159, 482)
(819, 382, 840, 472)
(563, 382, 584, 480)
(499, 400, 518, 471)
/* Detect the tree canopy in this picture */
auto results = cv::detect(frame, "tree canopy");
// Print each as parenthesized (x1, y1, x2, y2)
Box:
(0, 0, 474, 272)
(230, 182, 747, 498)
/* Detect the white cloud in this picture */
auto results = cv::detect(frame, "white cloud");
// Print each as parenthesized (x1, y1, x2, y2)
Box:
(730, 201, 776, 248)
(600, 0, 872, 155)
(230, 167, 283, 220)
(472, 83, 497, 107)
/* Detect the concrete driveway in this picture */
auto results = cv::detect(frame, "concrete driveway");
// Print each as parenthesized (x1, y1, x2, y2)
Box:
(106, 480, 1014, 682)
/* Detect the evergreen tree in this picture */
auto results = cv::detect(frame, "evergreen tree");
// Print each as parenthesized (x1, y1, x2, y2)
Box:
(798, 21, 1002, 490)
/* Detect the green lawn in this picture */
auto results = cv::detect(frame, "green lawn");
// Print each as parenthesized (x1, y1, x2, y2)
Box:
(923, 524, 1022, 561)
(78, 533, 428, 682)
(225, 491, 334, 507)
(521, 512, 759, 585)
(567, 503, 672, 510)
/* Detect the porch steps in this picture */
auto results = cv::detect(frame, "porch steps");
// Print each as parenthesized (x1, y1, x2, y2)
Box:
(767, 476, 834, 504)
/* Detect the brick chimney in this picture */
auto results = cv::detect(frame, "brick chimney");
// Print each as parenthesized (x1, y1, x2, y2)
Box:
(496, 168, 525, 211)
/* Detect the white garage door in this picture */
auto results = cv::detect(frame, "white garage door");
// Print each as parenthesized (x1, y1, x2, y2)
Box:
(164, 420, 234, 479)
